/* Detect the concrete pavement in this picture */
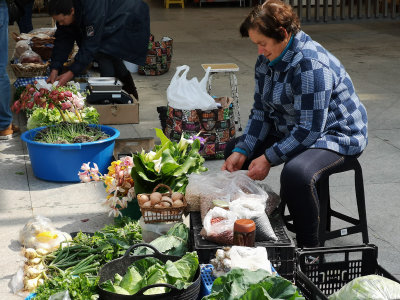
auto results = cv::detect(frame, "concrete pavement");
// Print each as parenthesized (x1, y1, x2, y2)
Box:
(1, 0, 400, 298)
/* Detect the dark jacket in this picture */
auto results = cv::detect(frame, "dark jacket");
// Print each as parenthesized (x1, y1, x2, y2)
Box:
(50, 0, 150, 75)
(6, 0, 31, 24)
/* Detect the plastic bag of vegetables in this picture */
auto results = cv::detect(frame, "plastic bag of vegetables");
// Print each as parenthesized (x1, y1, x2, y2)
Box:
(328, 275, 400, 300)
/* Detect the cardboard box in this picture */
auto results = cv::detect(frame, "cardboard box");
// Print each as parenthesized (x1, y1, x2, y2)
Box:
(91, 99, 139, 125)
(114, 137, 155, 159)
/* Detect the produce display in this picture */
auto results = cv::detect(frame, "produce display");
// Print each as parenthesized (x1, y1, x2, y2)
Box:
(328, 275, 400, 299)
(100, 252, 199, 295)
(203, 268, 304, 300)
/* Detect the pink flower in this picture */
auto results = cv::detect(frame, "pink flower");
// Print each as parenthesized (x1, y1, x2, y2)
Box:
(64, 91, 72, 97)
(80, 162, 91, 172)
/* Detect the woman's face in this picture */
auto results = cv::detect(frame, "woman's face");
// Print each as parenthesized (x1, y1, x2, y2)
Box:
(248, 28, 288, 61)
(52, 8, 75, 26)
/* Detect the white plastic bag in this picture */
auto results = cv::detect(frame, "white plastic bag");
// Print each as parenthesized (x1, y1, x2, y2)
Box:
(166, 65, 218, 110)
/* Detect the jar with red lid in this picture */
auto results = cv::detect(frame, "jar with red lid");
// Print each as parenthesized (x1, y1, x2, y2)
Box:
(233, 219, 256, 247)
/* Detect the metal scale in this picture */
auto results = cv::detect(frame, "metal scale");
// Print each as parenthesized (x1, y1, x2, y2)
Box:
(86, 77, 134, 105)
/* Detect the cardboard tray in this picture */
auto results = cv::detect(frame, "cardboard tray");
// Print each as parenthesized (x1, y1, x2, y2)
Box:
(91, 98, 139, 125)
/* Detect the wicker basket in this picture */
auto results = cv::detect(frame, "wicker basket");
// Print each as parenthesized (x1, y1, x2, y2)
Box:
(31, 45, 53, 61)
(11, 62, 49, 78)
(138, 184, 187, 224)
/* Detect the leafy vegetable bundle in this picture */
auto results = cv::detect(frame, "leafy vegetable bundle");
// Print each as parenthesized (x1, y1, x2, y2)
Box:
(33, 217, 142, 299)
(204, 268, 304, 300)
(131, 128, 207, 194)
(100, 252, 199, 296)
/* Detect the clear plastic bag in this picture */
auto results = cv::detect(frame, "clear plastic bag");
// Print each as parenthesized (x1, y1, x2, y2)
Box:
(49, 291, 71, 300)
(166, 65, 218, 110)
(190, 171, 270, 222)
(13, 40, 31, 60)
(19, 216, 72, 251)
(201, 207, 237, 245)
(19, 49, 43, 64)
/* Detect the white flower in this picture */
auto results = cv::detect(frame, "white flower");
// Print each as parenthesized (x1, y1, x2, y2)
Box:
(153, 157, 162, 173)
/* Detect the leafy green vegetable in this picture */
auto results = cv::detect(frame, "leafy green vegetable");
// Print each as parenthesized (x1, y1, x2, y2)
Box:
(131, 128, 207, 194)
(26, 106, 99, 130)
(204, 269, 304, 300)
(100, 252, 199, 296)
(328, 275, 400, 300)
(33, 274, 99, 300)
(134, 223, 189, 256)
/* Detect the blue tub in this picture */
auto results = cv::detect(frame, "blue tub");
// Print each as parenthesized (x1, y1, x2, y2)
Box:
(21, 124, 120, 182)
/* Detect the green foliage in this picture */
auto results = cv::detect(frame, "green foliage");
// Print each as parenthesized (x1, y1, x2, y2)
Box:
(131, 128, 207, 194)
(27, 106, 99, 130)
(204, 269, 304, 300)
(33, 274, 99, 300)
(100, 252, 199, 296)
(33, 123, 107, 144)
(134, 223, 189, 256)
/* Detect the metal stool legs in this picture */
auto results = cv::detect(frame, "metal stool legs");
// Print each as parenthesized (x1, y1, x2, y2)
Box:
(280, 158, 369, 246)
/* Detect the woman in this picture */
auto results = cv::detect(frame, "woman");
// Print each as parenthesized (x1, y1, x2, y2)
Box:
(222, 0, 368, 248)
(46, 0, 150, 100)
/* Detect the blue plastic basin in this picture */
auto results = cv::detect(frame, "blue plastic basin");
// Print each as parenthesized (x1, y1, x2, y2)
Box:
(21, 124, 120, 182)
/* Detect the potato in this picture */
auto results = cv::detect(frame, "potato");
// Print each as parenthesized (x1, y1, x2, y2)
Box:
(137, 194, 149, 206)
(142, 201, 151, 208)
(171, 192, 183, 201)
(150, 192, 162, 206)
(154, 204, 163, 209)
(161, 201, 171, 207)
(172, 200, 184, 207)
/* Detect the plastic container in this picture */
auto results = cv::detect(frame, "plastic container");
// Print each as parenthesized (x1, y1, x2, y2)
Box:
(98, 243, 200, 300)
(199, 263, 279, 299)
(233, 219, 256, 247)
(21, 124, 120, 182)
(190, 211, 296, 281)
(295, 244, 400, 300)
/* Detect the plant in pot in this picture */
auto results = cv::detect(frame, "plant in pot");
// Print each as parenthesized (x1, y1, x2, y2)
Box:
(14, 80, 119, 182)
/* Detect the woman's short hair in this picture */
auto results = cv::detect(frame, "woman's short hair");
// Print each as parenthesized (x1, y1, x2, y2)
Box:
(48, 0, 74, 16)
(240, 0, 300, 42)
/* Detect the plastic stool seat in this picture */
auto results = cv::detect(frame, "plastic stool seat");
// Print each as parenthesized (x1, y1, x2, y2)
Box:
(165, 0, 184, 8)
(279, 156, 369, 246)
(201, 63, 242, 132)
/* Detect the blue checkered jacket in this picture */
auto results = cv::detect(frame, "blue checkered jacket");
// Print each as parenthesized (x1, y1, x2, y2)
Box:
(235, 30, 368, 166)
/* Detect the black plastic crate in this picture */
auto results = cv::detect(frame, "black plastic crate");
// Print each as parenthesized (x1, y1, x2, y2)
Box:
(190, 211, 296, 281)
(295, 244, 400, 300)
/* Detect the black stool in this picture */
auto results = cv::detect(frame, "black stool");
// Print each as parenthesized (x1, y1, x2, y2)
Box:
(279, 157, 369, 246)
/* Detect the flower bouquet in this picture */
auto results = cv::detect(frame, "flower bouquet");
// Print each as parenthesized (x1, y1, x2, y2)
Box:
(78, 156, 135, 217)
(12, 80, 99, 129)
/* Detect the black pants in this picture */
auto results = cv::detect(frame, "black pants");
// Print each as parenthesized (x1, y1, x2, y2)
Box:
(94, 52, 138, 99)
(225, 136, 359, 247)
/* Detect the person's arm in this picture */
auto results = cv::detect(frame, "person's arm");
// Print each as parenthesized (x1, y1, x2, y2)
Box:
(49, 25, 75, 74)
(68, 0, 107, 75)
(264, 59, 333, 166)
(234, 56, 272, 157)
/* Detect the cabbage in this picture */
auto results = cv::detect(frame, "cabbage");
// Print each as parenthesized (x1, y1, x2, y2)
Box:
(329, 275, 400, 300)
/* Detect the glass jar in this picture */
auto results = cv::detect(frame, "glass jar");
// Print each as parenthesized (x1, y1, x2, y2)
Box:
(233, 219, 256, 247)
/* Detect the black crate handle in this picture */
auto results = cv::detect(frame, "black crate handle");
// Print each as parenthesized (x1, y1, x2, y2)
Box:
(123, 243, 163, 258)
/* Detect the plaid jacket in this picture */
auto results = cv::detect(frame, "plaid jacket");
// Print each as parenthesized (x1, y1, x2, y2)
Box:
(236, 30, 368, 166)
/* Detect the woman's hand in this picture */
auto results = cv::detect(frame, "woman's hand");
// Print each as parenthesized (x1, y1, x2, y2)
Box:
(221, 152, 246, 172)
(247, 155, 271, 181)
(56, 71, 74, 86)
(46, 69, 59, 83)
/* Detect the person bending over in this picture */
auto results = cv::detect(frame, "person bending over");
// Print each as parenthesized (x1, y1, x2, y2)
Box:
(46, 0, 150, 100)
